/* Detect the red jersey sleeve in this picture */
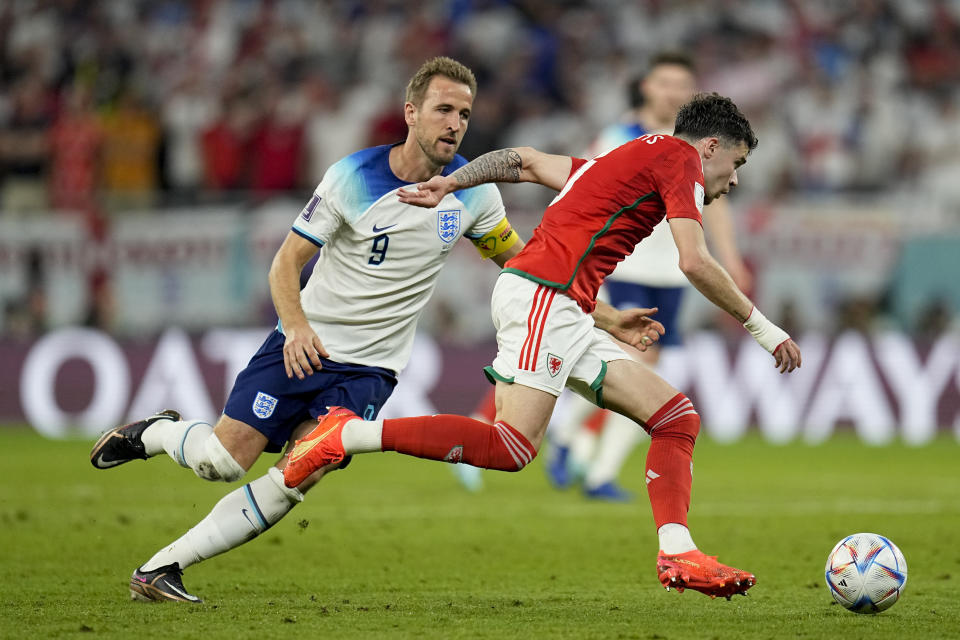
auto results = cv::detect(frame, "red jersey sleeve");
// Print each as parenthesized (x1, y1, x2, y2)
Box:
(654, 147, 704, 225)
(568, 157, 587, 178)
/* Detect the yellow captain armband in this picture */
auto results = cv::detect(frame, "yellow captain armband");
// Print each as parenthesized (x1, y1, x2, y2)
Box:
(470, 217, 518, 259)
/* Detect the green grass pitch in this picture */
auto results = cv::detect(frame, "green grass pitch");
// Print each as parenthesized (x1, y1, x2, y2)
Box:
(1, 427, 958, 639)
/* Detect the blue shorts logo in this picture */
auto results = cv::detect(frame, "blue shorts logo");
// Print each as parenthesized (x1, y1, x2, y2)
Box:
(437, 209, 460, 243)
(252, 392, 279, 419)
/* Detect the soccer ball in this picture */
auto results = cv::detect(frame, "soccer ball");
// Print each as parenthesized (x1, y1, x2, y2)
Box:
(824, 533, 907, 614)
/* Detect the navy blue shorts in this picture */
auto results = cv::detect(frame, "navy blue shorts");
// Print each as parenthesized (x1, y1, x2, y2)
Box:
(224, 330, 397, 453)
(605, 281, 685, 347)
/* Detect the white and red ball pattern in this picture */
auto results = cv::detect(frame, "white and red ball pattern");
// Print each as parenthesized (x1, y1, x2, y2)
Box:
(825, 533, 907, 614)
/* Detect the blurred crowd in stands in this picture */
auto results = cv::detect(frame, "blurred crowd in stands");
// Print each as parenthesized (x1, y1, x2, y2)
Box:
(2, 0, 960, 215)
(2, 0, 959, 340)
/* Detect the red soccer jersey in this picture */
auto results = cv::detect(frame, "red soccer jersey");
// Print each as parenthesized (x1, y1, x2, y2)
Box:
(504, 134, 705, 312)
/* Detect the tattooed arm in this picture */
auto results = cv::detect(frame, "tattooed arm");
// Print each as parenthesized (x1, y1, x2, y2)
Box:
(397, 147, 573, 208)
(451, 147, 573, 191)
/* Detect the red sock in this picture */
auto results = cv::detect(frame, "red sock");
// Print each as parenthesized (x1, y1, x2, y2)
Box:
(381, 415, 536, 471)
(643, 393, 700, 528)
(584, 408, 608, 434)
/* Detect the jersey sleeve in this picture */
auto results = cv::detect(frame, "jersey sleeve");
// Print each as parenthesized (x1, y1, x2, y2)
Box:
(290, 163, 347, 246)
(569, 157, 588, 177)
(459, 183, 508, 238)
(656, 147, 704, 225)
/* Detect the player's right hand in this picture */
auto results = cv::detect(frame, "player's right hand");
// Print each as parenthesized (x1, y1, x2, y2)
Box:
(773, 338, 801, 374)
(397, 175, 454, 208)
(282, 324, 329, 379)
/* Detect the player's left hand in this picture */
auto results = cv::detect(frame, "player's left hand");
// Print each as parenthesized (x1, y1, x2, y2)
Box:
(608, 307, 665, 352)
(397, 175, 454, 208)
(773, 338, 802, 373)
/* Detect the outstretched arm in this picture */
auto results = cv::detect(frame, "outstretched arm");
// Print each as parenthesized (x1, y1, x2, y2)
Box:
(669, 217, 801, 373)
(398, 147, 573, 208)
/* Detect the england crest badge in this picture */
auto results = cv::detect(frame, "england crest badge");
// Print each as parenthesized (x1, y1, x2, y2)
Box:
(252, 391, 278, 419)
(437, 209, 461, 243)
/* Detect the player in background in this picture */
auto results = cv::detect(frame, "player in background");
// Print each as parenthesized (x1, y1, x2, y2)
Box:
(546, 51, 754, 502)
(284, 93, 802, 599)
(88, 57, 525, 603)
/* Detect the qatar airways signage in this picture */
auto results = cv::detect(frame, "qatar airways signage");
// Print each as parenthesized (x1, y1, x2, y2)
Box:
(2, 327, 958, 444)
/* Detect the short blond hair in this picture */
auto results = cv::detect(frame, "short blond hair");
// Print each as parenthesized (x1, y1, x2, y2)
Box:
(405, 57, 477, 106)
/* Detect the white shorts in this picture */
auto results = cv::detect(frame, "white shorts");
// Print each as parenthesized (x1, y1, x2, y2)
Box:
(484, 273, 630, 402)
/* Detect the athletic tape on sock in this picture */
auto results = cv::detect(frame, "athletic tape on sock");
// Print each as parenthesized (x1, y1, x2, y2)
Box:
(267, 466, 303, 503)
(195, 433, 246, 482)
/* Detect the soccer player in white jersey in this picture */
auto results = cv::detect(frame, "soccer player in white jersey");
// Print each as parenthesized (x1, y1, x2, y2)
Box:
(89, 56, 660, 604)
(546, 52, 754, 502)
(87, 57, 525, 603)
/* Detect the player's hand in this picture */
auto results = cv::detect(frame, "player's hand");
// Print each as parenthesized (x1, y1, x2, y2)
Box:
(397, 175, 455, 208)
(608, 307, 665, 352)
(773, 338, 802, 373)
(282, 323, 329, 380)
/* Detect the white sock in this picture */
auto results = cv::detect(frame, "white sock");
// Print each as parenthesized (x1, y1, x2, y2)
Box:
(584, 412, 643, 489)
(142, 418, 214, 468)
(658, 523, 697, 554)
(141, 467, 303, 572)
(140, 417, 180, 456)
(340, 419, 383, 454)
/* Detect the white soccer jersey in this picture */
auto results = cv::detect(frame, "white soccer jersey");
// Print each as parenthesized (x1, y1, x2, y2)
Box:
(291, 144, 505, 373)
(589, 122, 688, 287)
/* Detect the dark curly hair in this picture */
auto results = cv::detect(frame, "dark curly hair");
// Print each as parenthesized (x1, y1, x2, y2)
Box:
(673, 93, 757, 151)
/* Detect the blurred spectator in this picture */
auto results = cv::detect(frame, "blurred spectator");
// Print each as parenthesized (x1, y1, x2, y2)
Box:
(0, 0, 956, 206)
(305, 73, 389, 179)
(162, 73, 216, 200)
(783, 70, 858, 191)
(366, 106, 408, 148)
(3, 246, 47, 338)
(0, 78, 53, 214)
(201, 97, 257, 192)
(914, 298, 953, 341)
(909, 91, 960, 208)
(2, 0, 960, 338)
(49, 85, 102, 211)
(835, 295, 881, 335)
(100, 88, 161, 211)
(250, 90, 306, 193)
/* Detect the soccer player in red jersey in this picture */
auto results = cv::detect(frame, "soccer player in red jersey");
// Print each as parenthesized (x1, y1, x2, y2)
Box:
(285, 93, 802, 599)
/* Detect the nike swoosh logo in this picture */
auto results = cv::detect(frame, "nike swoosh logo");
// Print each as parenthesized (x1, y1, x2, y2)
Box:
(288, 423, 339, 462)
(288, 437, 321, 462)
(164, 580, 198, 601)
(241, 508, 258, 531)
(372, 223, 397, 233)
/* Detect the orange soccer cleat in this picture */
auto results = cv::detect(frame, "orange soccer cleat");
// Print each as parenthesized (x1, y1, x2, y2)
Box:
(657, 549, 756, 599)
(283, 406, 358, 487)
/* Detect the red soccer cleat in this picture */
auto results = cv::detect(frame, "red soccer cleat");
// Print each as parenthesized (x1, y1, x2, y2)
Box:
(283, 406, 358, 487)
(657, 549, 756, 599)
